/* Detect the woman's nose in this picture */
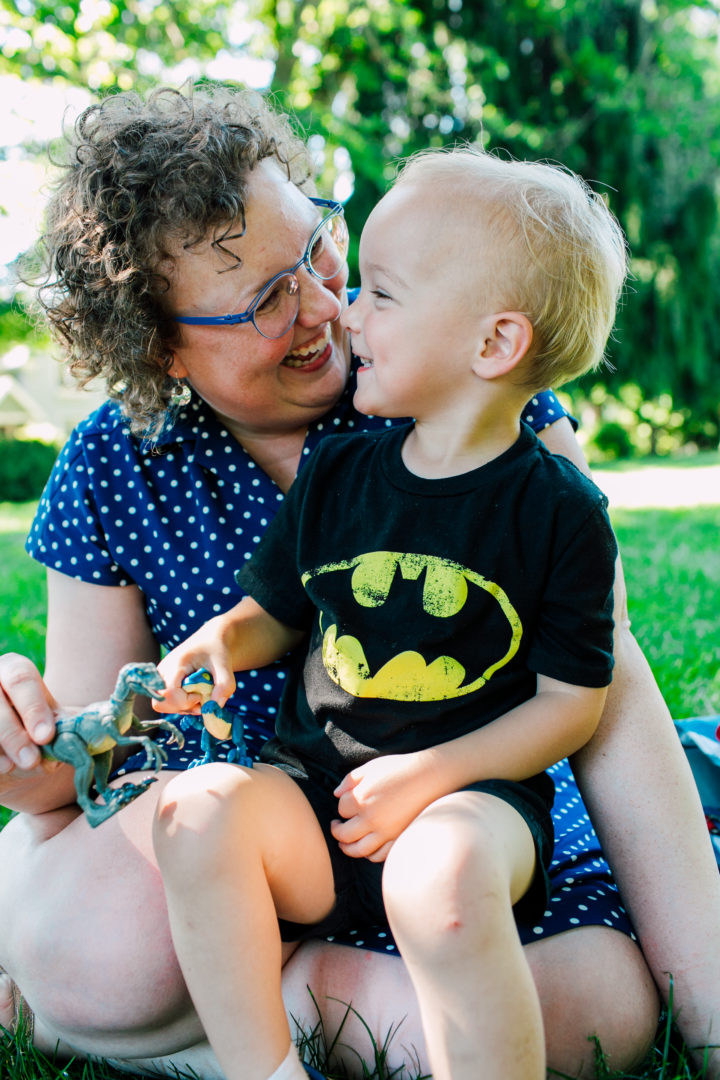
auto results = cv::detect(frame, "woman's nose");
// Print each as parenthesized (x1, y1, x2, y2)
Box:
(295, 269, 345, 328)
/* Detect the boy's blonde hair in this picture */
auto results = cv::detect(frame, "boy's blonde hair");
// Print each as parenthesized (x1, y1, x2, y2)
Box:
(393, 147, 628, 390)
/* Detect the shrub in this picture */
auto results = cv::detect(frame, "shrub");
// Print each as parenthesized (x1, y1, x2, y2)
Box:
(0, 438, 59, 501)
(591, 420, 635, 461)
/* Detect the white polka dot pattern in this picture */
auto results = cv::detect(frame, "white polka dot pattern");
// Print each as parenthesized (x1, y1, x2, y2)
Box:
(27, 369, 623, 954)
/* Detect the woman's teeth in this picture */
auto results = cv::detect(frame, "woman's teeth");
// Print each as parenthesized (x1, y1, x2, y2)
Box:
(284, 326, 331, 367)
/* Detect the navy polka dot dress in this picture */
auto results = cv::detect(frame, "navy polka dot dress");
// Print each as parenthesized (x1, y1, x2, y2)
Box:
(27, 362, 634, 953)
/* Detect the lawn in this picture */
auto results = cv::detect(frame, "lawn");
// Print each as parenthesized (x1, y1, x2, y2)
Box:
(0, 473, 719, 1079)
(612, 505, 720, 720)
(0, 502, 46, 670)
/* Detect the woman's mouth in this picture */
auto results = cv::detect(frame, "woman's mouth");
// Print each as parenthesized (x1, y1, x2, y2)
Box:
(283, 325, 332, 370)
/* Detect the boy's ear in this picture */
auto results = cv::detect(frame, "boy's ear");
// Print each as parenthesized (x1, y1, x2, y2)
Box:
(472, 312, 533, 380)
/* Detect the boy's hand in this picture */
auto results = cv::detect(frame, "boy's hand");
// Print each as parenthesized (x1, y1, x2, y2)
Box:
(155, 616, 237, 714)
(331, 752, 436, 862)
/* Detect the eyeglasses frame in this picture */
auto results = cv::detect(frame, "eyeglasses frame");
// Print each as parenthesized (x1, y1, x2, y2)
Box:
(173, 197, 347, 333)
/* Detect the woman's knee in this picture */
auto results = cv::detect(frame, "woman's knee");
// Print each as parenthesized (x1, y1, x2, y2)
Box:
(0, 794, 197, 1048)
(528, 928, 659, 1076)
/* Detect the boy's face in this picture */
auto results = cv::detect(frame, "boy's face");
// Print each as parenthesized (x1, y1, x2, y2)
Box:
(341, 183, 501, 421)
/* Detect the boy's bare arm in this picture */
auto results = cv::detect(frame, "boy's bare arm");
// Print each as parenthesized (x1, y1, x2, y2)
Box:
(432, 675, 606, 787)
(331, 676, 607, 860)
(156, 597, 304, 712)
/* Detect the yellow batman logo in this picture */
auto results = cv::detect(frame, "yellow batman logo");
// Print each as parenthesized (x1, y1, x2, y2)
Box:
(302, 551, 521, 701)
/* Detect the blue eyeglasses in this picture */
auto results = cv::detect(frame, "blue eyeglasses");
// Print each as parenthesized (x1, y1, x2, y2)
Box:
(174, 197, 348, 340)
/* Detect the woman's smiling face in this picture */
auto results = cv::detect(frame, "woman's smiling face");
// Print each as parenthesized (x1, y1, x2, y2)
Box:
(165, 159, 351, 438)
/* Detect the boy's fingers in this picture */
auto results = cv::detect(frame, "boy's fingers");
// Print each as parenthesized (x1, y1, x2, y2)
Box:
(334, 770, 365, 801)
(208, 668, 236, 707)
(330, 815, 370, 844)
(336, 790, 361, 819)
(156, 664, 191, 695)
(336, 833, 383, 859)
(152, 686, 202, 714)
(366, 840, 393, 863)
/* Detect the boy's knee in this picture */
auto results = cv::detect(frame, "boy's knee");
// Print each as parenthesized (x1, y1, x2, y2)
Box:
(385, 794, 509, 890)
(383, 800, 509, 948)
(153, 762, 251, 869)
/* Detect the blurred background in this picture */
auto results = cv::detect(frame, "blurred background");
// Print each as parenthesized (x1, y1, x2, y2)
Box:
(1, 0, 719, 465)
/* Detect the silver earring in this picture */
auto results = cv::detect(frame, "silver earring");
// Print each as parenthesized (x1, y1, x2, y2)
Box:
(169, 379, 191, 407)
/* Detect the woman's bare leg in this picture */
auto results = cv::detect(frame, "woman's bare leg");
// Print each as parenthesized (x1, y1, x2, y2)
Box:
(53, 926, 656, 1080)
(0, 773, 203, 1059)
(573, 623, 720, 1075)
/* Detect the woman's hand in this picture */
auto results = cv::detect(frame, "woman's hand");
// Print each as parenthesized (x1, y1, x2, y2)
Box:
(330, 752, 437, 862)
(0, 653, 58, 776)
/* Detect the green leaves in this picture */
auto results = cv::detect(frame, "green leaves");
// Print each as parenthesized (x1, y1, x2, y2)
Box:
(1, 0, 719, 440)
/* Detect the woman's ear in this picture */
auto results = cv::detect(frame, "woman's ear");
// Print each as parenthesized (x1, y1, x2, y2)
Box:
(167, 352, 189, 379)
(472, 312, 533, 380)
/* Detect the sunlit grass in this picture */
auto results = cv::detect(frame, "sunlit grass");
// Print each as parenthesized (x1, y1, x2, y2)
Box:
(0, 501, 46, 669)
(611, 506, 720, 719)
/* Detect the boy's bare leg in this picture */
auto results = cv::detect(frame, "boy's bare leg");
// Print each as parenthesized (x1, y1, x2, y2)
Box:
(152, 762, 336, 1080)
(383, 790, 544, 1080)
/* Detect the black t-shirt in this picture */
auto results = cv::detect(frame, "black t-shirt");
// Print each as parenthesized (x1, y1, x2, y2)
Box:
(237, 421, 617, 789)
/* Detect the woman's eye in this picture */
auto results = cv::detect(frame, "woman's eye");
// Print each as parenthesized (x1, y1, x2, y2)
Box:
(309, 231, 329, 270)
(256, 282, 284, 314)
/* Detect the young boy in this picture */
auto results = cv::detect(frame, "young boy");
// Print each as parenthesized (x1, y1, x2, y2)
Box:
(153, 146, 626, 1080)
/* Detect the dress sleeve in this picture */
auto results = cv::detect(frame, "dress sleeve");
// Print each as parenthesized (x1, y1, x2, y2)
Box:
(527, 501, 617, 687)
(25, 427, 132, 586)
(520, 390, 577, 433)
(235, 453, 319, 631)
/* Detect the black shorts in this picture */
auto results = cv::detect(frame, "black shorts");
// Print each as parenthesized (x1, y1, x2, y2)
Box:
(115, 725, 635, 950)
(274, 766, 555, 943)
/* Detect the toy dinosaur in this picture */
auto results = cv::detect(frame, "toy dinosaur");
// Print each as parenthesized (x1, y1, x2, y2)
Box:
(179, 669, 253, 768)
(43, 661, 184, 828)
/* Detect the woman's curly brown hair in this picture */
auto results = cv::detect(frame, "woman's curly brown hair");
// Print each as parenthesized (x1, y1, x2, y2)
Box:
(29, 84, 312, 435)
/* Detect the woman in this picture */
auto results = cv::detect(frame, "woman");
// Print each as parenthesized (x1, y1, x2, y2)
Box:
(0, 83, 716, 1078)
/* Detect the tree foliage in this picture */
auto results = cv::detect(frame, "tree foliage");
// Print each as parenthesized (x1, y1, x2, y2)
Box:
(1, 0, 719, 441)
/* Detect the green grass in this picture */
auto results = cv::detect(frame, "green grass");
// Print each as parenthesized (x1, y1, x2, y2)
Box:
(0, 474, 719, 1079)
(592, 449, 720, 474)
(611, 506, 720, 719)
(0, 501, 46, 670)
(0, 997, 710, 1080)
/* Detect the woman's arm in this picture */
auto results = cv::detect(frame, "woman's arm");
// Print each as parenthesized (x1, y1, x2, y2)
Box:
(0, 567, 159, 814)
(539, 415, 720, 1075)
